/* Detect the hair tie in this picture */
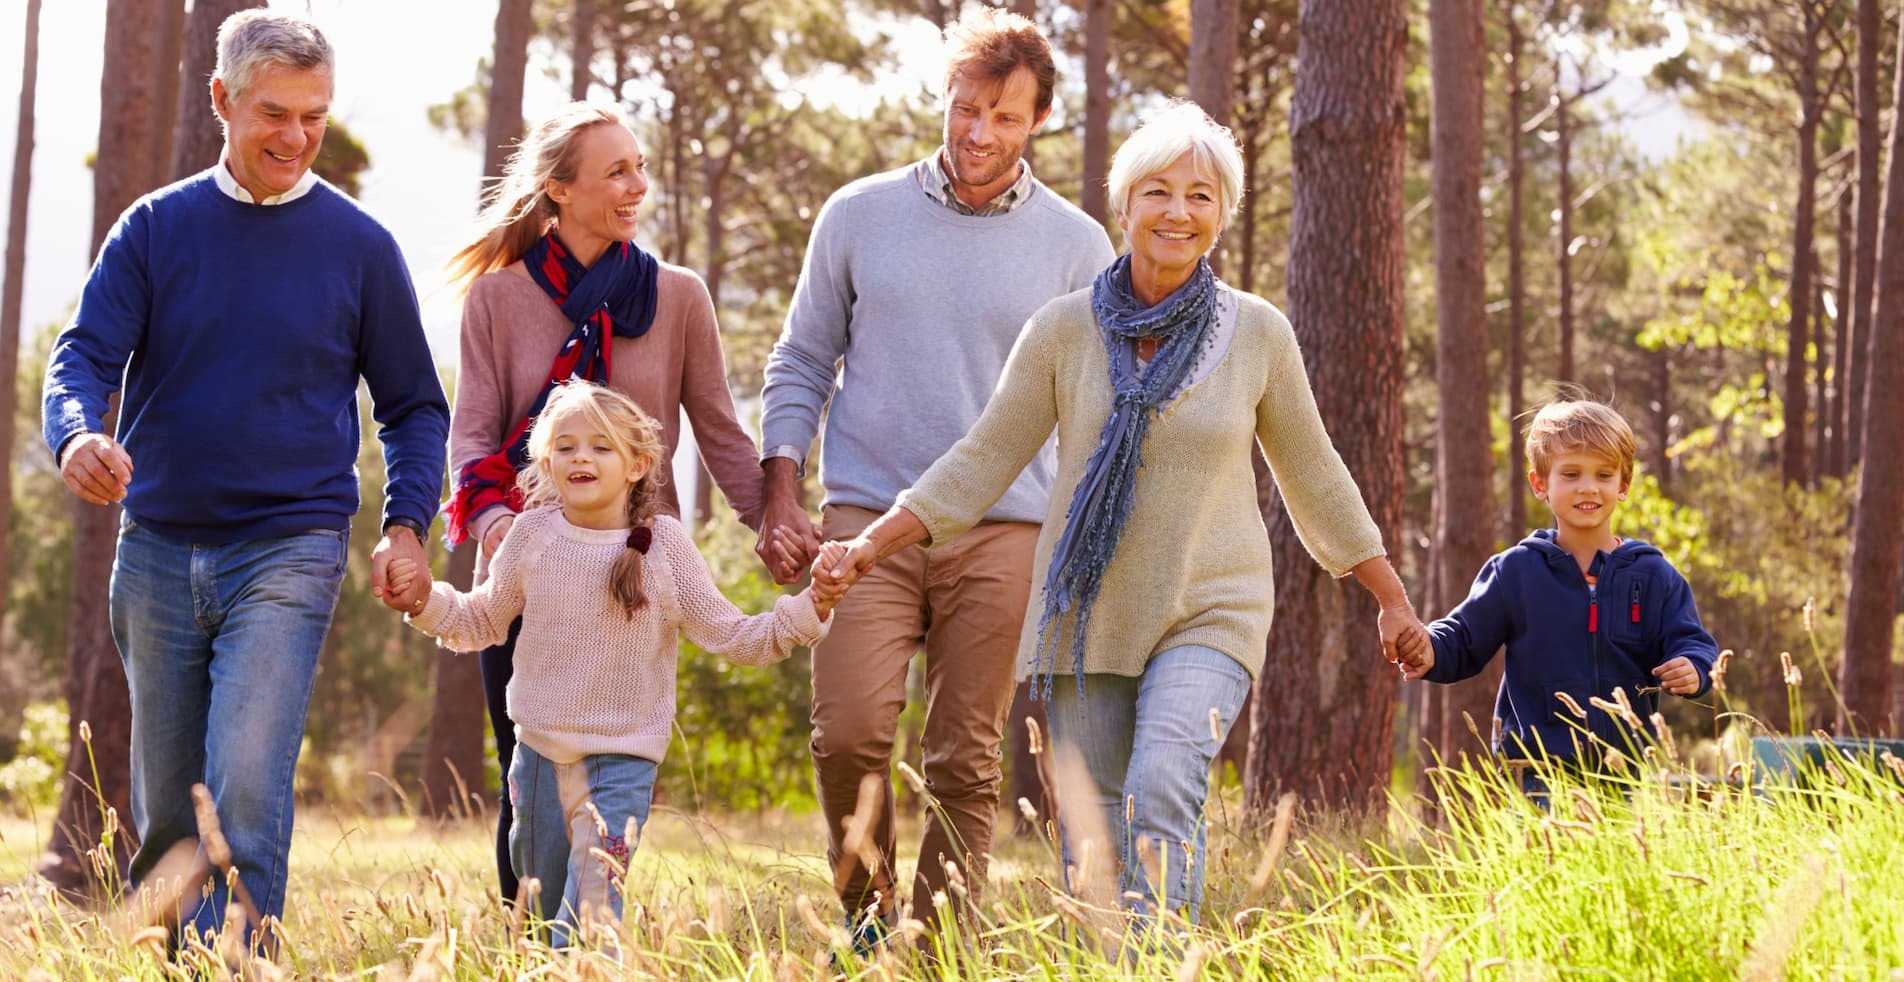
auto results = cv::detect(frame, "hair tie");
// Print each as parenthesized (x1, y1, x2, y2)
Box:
(627, 525, 652, 554)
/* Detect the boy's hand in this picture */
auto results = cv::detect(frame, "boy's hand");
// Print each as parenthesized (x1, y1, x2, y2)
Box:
(385, 557, 431, 616)
(1652, 656, 1701, 696)
(1379, 605, 1434, 681)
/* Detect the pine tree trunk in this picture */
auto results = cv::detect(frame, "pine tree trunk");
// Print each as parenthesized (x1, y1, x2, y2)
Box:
(0, 0, 41, 637)
(1850, 0, 1881, 471)
(1812, 268, 1828, 486)
(1428, 0, 1497, 762)
(1189, 0, 1239, 128)
(1838, 13, 1904, 738)
(1653, 346, 1673, 495)
(482, 0, 533, 188)
(1556, 77, 1575, 385)
(1833, 194, 1851, 476)
(151, 1, 184, 178)
(1080, 0, 1110, 225)
(1505, 4, 1527, 537)
(1245, 0, 1407, 815)
(170, 0, 265, 183)
(571, 0, 596, 100)
(43, 0, 174, 896)
(1782, 38, 1821, 487)
(420, 545, 483, 819)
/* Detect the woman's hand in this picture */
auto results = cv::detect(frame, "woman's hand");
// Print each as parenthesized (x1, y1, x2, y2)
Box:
(1379, 604, 1434, 680)
(481, 514, 515, 563)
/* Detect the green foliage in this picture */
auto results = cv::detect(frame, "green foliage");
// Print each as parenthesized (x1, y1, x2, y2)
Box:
(313, 116, 372, 198)
(0, 701, 66, 808)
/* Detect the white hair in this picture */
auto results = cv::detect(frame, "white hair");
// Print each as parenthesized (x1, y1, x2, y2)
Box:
(214, 10, 334, 100)
(1106, 101, 1246, 230)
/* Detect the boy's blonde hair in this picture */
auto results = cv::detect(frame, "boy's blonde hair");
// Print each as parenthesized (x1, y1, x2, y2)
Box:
(518, 382, 666, 618)
(1524, 399, 1638, 487)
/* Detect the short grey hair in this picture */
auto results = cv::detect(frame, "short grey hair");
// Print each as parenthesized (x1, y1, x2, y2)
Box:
(1107, 101, 1246, 230)
(214, 10, 334, 100)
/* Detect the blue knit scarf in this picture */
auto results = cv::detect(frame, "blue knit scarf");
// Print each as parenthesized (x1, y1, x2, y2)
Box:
(1034, 256, 1218, 699)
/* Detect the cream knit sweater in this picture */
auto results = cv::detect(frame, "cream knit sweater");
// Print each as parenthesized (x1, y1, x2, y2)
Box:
(408, 507, 827, 763)
(896, 286, 1385, 681)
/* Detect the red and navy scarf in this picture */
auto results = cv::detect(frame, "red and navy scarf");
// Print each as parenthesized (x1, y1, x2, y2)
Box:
(443, 233, 660, 546)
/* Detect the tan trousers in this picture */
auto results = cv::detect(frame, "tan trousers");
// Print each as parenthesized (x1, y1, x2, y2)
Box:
(810, 505, 1036, 922)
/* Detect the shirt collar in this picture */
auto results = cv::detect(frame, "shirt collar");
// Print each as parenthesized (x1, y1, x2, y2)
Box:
(918, 148, 1035, 216)
(213, 151, 318, 206)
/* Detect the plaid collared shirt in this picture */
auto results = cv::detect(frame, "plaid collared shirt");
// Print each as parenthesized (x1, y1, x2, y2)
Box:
(917, 149, 1036, 217)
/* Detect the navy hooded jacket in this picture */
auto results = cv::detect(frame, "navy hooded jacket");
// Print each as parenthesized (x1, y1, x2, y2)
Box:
(1424, 530, 1718, 763)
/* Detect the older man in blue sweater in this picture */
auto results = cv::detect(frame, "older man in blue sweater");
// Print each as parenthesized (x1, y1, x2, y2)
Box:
(41, 11, 445, 942)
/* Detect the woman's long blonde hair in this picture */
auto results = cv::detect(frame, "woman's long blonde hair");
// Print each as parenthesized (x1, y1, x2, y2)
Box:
(447, 103, 633, 289)
(517, 382, 667, 618)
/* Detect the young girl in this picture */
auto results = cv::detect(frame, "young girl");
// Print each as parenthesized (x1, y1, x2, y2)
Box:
(386, 381, 840, 945)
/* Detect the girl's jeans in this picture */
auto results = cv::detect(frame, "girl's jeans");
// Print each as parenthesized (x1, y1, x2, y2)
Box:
(508, 743, 656, 946)
(1045, 644, 1251, 923)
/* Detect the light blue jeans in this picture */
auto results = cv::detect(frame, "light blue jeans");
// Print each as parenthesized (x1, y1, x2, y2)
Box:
(508, 742, 656, 947)
(1046, 644, 1251, 922)
(111, 519, 346, 941)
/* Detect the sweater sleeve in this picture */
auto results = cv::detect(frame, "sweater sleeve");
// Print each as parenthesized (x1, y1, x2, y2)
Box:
(662, 517, 826, 664)
(895, 304, 1060, 546)
(450, 278, 514, 548)
(1656, 564, 1718, 698)
(1425, 554, 1514, 684)
(43, 202, 150, 460)
(674, 271, 767, 529)
(407, 511, 531, 652)
(358, 229, 451, 533)
(1252, 304, 1387, 577)
(759, 192, 853, 466)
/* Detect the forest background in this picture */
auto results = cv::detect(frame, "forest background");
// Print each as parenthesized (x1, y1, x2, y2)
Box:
(0, 0, 1900, 896)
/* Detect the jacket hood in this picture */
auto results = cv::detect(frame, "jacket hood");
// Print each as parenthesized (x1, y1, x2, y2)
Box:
(1521, 528, 1663, 572)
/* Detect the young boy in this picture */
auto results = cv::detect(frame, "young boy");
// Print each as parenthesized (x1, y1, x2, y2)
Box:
(1408, 399, 1718, 769)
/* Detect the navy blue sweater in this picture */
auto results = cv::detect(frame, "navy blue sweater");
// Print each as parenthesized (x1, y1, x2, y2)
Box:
(42, 171, 448, 544)
(1425, 530, 1719, 762)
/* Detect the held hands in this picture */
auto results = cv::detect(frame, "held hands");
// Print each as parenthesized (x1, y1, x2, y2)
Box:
(756, 460, 820, 585)
(1651, 656, 1701, 696)
(807, 541, 851, 619)
(59, 432, 133, 505)
(1380, 604, 1435, 681)
(383, 556, 434, 616)
(372, 525, 430, 615)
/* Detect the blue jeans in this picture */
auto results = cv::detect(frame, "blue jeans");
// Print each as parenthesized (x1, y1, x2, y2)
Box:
(508, 742, 656, 947)
(1046, 644, 1251, 922)
(111, 519, 346, 940)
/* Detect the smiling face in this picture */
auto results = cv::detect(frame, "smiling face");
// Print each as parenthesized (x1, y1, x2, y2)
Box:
(1120, 151, 1225, 299)
(546, 411, 648, 529)
(546, 122, 650, 264)
(941, 66, 1048, 207)
(1530, 451, 1628, 540)
(212, 63, 331, 201)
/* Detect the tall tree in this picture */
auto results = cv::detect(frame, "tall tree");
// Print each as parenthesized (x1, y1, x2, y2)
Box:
(1429, 0, 1498, 761)
(1831, 191, 1851, 475)
(483, 0, 533, 189)
(1504, 1, 1529, 536)
(1849, 0, 1880, 471)
(1080, 0, 1110, 224)
(0, 0, 40, 642)
(42, 0, 175, 895)
(1247, 0, 1407, 813)
(171, 0, 264, 182)
(1838, 9, 1904, 739)
(1189, 0, 1241, 127)
(1551, 61, 1610, 385)
(152, 0, 184, 179)
(572, 0, 596, 101)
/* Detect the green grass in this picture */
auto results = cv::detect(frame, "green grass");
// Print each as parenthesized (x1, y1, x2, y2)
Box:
(0, 746, 1900, 979)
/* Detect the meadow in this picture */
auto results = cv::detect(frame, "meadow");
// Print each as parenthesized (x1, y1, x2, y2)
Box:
(0, 726, 1899, 981)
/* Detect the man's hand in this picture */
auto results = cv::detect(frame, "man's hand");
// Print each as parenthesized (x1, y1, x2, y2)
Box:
(1379, 604, 1434, 681)
(755, 458, 819, 585)
(372, 524, 429, 613)
(60, 432, 133, 506)
(1651, 656, 1701, 696)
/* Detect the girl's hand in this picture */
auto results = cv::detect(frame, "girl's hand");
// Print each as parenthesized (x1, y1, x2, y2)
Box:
(385, 557, 432, 616)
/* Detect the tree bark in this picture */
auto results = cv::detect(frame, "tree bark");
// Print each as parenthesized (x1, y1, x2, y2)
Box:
(1556, 71, 1575, 385)
(482, 0, 533, 190)
(1850, 0, 1881, 471)
(571, 0, 596, 101)
(1245, 0, 1407, 815)
(1080, 0, 1110, 225)
(1811, 264, 1827, 486)
(420, 545, 483, 820)
(43, 0, 174, 896)
(1652, 345, 1673, 495)
(1782, 24, 1821, 486)
(1428, 0, 1497, 763)
(1833, 192, 1852, 476)
(1189, 0, 1240, 128)
(1838, 13, 1904, 739)
(170, 0, 265, 183)
(1505, 4, 1528, 537)
(151, 0, 184, 179)
(0, 0, 41, 637)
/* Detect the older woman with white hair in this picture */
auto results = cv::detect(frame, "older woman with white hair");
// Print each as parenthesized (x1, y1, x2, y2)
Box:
(824, 102, 1428, 921)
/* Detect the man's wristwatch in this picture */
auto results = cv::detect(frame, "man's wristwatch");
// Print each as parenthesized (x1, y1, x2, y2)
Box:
(384, 517, 427, 542)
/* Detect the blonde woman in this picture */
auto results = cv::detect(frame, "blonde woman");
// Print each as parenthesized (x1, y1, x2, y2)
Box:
(824, 103, 1431, 922)
(442, 103, 776, 900)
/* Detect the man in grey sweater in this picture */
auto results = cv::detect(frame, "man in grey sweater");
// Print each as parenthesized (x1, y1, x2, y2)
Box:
(757, 8, 1113, 941)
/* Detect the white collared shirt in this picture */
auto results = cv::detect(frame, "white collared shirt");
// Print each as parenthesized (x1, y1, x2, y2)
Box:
(916, 148, 1036, 217)
(211, 151, 318, 206)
